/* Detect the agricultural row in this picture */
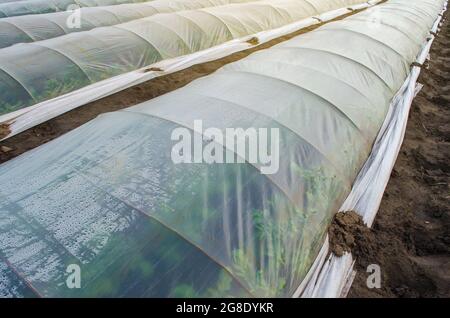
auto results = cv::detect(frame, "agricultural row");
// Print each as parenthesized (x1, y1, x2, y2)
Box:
(0, 0, 444, 297)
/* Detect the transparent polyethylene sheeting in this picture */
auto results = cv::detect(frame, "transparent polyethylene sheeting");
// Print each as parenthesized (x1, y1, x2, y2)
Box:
(303, 0, 448, 297)
(0, 0, 150, 18)
(0, 0, 27, 4)
(0, 0, 257, 49)
(0, 0, 366, 116)
(0, 0, 443, 298)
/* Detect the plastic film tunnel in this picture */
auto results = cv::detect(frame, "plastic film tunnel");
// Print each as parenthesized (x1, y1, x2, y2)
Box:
(0, 0, 153, 18)
(0, 0, 258, 49)
(0, 0, 444, 297)
(0, 0, 366, 117)
(0, 0, 28, 4)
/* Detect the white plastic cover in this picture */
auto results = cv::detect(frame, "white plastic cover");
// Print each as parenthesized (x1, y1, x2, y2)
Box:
(0, 0, 258, 48)
(340, 0, 448, 227)
(0, 0, 150, 18)
(0, 0, 366, 117)
(0, 0, 28, 4)
(301, 0, 447, 298)
(0, 0, 444, 298)
(0, 2, 377, 141)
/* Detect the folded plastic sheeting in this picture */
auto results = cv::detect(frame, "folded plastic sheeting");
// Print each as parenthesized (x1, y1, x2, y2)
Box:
(0, 0, 259, 49)
(0, 0, 443, 298)
(0, 0, 366, 117)
(0, 0, 150, 18)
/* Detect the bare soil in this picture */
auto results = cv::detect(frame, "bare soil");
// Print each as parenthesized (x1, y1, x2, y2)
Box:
(349, 11, 450, 298)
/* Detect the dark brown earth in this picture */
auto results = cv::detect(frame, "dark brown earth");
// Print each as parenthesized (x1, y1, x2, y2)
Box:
(0, 8, 367, 163)
(348, 11, 450, 298)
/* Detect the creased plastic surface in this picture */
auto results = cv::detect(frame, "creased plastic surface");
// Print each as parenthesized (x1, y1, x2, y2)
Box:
(300, 0, 447, 298)
(0, 2, 376, 140)
(0, 0, 445, 298)
(0, 0, 367, 116)
(0, 0, 257, 49)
